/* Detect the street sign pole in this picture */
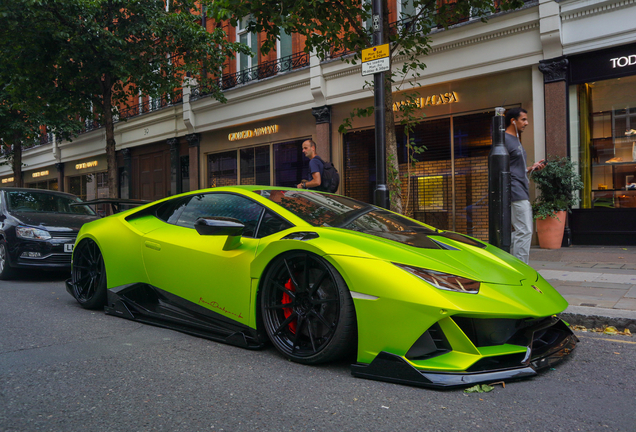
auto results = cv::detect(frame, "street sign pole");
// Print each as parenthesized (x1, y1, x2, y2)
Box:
(372, 0, 389, 209)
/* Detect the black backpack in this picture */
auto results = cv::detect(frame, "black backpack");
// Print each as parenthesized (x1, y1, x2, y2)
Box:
(315, 156, 340, 193)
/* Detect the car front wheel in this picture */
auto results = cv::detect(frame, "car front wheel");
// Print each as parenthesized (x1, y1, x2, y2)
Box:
(0, 240, 16, 280)
(261, 251, 356, 364)
(71, 239, 107, 309)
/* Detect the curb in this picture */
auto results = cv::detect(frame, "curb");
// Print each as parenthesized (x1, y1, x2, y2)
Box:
(559, 305, 636, 332)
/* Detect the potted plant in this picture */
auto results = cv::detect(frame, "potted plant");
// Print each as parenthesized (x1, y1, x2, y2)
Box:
(530, 155, 584, 249)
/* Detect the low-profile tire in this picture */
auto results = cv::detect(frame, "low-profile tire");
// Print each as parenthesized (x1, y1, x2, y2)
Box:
(260, 251, 356, 365)
(0, 240, 16, 280)
(71, 239, 107, 309)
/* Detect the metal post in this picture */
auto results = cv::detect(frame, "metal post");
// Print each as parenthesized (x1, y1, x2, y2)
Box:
(372, 0, 389, 209)
(488, 107, 511, 252)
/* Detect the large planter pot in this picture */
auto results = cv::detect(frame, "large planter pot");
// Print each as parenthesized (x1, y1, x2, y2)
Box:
(535, 211, 566, 249)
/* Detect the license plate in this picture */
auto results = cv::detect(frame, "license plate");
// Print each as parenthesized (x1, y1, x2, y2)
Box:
(64, 243, 74, 253)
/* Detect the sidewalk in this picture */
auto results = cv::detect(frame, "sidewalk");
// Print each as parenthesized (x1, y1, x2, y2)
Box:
(529, 245, 636, 331)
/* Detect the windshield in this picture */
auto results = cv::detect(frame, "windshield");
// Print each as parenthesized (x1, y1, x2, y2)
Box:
(254, 190, 450, 248)
(6, 190, 96, 216)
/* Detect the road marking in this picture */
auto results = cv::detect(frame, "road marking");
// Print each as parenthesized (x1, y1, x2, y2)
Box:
(576, 335, 636, 344)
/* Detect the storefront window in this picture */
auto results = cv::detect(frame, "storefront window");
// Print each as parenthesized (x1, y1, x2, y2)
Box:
(27, 179, 58, 191)
(208, 150, 238, 187)
(273, 140, 305, 188)
(343, 110, 494, 240)
(69, 173, 108, 200)
(208, 142, 304, 188)
(577, 76, 636, 209)
(241, 145, 270, 186)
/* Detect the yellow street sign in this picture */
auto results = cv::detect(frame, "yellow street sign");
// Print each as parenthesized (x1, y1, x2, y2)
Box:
(362, 44, 390, 62)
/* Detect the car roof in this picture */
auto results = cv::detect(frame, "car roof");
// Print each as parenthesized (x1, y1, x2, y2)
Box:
(0, 187, 83, 199)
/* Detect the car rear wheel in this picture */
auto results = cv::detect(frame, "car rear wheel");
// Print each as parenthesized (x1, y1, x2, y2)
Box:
(71, 239, 107, 309)
(0, 240, 16, 280)
(261, 251, 356, 364)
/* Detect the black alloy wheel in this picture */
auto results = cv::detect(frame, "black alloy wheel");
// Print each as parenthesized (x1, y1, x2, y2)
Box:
(0, 240, 16, 280)
(71, 239, 107, 309)
(261, 251, 356, 364)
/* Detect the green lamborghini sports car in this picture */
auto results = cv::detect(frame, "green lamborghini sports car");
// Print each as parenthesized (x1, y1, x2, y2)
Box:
(66, 186, 576, 388)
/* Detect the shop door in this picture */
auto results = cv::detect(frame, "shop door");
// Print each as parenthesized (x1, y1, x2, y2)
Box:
(139, 152, 167, 201)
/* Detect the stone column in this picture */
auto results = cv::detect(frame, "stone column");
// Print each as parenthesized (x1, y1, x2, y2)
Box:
(55, 163, 65, 192)
(186, 133, 200, 191)
(538, 56, 569, 158)
(168, 138, 180, 196)
(121, 148, 132, 199)
(311, 105, 331, 161)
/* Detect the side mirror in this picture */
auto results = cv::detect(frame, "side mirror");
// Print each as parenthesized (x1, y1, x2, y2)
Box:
(194, 217, 244, 237)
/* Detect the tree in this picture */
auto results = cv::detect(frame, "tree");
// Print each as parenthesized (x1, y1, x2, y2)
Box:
(210, 0, 523, 212)
(0, 4, 83, 187)
(7, 0, 250, 197)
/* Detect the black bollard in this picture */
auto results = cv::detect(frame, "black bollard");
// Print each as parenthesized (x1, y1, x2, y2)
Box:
(488, 108, 511, 252)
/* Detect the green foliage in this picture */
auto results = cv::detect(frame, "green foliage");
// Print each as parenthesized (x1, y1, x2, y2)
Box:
(464, 384, 494, 393)
(530, 156, 584, 220)
(1, 0, 251, 195)
(209, 0, 524, 212)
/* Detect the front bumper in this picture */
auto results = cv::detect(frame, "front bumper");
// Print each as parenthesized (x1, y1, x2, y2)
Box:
(351, 317, 578, 389)
(8, 237, 75, 269)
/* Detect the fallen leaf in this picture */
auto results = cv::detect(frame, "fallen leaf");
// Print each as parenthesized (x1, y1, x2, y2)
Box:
(488, 381, 506, 388)
(604, 326, 618, 334)
(624, 329, 632, 336)
(614, 352, 620, 355)
(464, 384, 494, 393)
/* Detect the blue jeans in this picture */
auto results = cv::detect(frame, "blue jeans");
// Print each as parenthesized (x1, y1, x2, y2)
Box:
(511, 200, 533, 264)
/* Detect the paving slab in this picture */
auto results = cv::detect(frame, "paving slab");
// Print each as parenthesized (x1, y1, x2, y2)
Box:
(626, 286, 636, 299)
(593, 263, 627, 269)
(595, 273, 636, 284)
(562, 297, 619, 308)
(580, 281, 634, 289)
(554, 285, 628, 299)
(613, 298, 636, 310)
(569, 262, 597, 268)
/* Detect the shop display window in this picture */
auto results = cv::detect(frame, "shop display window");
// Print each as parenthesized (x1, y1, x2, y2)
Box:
(578, 76, 636, 209)
(208, 150, 238, 188)
(69, 173, 108, 201)
(240, 145, 270, 186)
(27, 179, 58, 191)
(343, 110, 495, 240)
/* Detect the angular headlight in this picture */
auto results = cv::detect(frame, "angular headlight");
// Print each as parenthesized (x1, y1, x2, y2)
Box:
(16, 226, 52, 240)
(394, 263, 480, 294)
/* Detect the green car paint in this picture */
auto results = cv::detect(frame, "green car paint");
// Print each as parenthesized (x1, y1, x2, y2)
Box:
(71, 186, 573, 379)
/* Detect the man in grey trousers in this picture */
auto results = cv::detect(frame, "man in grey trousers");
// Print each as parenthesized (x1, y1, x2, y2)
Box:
(504, 108, 545, 264)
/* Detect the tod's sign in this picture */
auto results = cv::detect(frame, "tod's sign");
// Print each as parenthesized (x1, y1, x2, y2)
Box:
(610, 55, 636, 68)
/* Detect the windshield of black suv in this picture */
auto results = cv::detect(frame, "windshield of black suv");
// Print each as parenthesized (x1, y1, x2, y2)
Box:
(6, 190, 96, 216)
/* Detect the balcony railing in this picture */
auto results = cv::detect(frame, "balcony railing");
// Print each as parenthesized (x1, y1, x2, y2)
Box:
(71, 91, 183, 137)
(192, 51, 310, 100)
(118, 91, 183, 120)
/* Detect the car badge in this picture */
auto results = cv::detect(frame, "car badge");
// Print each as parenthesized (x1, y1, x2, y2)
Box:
(531, 285, 543, 294)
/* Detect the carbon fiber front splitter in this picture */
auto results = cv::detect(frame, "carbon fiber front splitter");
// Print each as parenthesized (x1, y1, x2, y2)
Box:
(350, 329, 578, 389)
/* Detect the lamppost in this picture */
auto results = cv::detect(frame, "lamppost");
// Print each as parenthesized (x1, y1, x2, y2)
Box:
(488, 107, 511, 252)
(372, 0, 389, 209)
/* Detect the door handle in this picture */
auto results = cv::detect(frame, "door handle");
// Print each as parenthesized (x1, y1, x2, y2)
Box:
(144, 241, 161, 251)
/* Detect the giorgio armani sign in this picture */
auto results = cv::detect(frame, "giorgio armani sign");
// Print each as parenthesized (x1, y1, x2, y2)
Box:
(570, 43, 636, 84)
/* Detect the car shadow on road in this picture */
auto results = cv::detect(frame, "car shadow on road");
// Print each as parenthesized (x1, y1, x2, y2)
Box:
(9, 269, 70, 282)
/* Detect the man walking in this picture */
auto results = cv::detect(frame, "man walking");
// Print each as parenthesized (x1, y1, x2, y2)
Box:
(297, 139, 324, 190)
(504, 108, 545, 264)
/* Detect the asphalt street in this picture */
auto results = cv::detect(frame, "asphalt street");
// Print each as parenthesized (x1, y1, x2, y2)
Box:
(1, 272, 635, 432)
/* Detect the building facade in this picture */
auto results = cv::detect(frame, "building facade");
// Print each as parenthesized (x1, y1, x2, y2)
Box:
(2, 0, 635, 244)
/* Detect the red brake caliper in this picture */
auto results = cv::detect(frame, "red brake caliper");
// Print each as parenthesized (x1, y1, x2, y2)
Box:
(282, 279, 297, 334)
